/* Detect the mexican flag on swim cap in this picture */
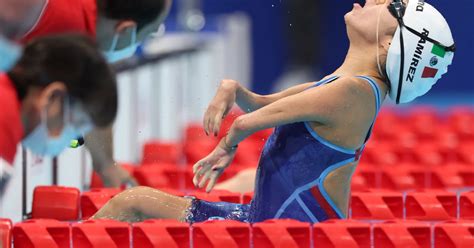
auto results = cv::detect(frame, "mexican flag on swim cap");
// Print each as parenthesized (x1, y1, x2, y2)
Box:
(385, 0, 455, 103)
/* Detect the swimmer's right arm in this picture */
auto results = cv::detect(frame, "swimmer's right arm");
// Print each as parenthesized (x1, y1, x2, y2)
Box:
(234, 81, 315, 112)
(204, 79, 314, 136)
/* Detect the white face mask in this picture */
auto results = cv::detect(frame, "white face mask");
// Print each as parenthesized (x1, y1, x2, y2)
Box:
(103, 26, 139, 63)
(0, 36, 21, 72)
(22, 99, 93, 157)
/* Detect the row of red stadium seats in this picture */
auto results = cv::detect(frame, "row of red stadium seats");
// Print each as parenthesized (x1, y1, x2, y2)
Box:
(141, 138, 474, 166)
(31, 186, 474, 222)
(90, 163, 473, 191)
(5, 218, 474, 248)
(352, 164, 473, 190)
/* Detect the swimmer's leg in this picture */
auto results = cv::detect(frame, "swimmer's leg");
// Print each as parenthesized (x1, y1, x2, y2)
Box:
(91, 186, 192, 223)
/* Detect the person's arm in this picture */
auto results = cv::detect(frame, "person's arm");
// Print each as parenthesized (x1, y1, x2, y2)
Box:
(85, 126, 138, 188)
(195, 77, 362, 192)
(203, 79, 316, 136)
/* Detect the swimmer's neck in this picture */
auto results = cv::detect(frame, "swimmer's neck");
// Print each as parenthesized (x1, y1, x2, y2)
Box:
(332, 44, 384, 82)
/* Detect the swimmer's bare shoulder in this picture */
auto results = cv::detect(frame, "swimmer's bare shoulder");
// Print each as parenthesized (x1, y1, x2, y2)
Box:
(303, 76, 377, 126)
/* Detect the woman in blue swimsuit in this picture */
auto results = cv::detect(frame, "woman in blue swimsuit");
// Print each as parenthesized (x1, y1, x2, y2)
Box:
(93, 0, 454, 223)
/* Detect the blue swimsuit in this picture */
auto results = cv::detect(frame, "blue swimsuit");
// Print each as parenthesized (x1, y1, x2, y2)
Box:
(187, 76, 383, 223)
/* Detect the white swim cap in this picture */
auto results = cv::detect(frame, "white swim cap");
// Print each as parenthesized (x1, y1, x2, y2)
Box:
(385, 0, 455, 104)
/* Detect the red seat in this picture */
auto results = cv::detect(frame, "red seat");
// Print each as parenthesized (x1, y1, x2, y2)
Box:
(185, 123, 208, 141)
(184, 139, 217, 165)
(405, 190, 457, 221)
(448, 107, 474, 142)
(13, 219, 70, 248)
(241, 192, 253, 204)
(187, 190, 241, 204)
(313, 219, 371, 248)
(162, 167, 194, 190)
(412, 143, 447, 166)
(429, 166, 466, 189)
(460, 191, 474, 219)
(373, 220, 431, 248)
(142, 141, 182, 164)
(456, 165, 474, 187)
(434, 220, 474, 248)
(90, 163, 136, 189)
(379, 165, 419, 190)
(353, 167, 379, 189)
(363, 141, 401, 166)
(72, 219, 130, 248)
(133, 219, 190, 248)
(192, 220, 250, 248)
(0, 219, 12, 248)
(81, 188, 122, 219)
(447, 106, 474, 123)
(350, 190, 403, 220)
(351, 173, 369, 192)
(253, 219, 311, 248)
(133, 166, 172, 189)
(32, 186, 80, 221)
(407, 106, 441, 141)
(458, 142, 474, 165)
(371, 122, 408, 142)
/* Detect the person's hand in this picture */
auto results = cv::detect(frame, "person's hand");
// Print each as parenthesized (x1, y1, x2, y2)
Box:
(193, 138, 237, 192)
(100, 163, 139, 188)
(203, 79, 238, 136)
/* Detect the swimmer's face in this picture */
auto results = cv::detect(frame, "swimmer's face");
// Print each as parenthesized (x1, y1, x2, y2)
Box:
(345, 0, 401, 45)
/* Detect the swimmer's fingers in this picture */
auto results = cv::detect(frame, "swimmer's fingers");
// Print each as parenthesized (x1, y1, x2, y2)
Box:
(193, 160, 214, 187)
(204, 103, 225, 137)
(198, 170, 212, 189)
(203, 109, 211, 136)
(205, 170, 221, 193)
(205, 165, 226, 193)
(212, 108, 225, 136)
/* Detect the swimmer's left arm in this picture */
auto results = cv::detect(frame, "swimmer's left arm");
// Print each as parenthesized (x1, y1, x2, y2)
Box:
(204, 79, 315, 136)
(224, 78, 362, 147)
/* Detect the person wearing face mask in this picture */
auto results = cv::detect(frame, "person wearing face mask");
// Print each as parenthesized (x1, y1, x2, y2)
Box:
(0, 0, 171, 69)
(0, 34, 118, 197)
(0, 0, 172, 187)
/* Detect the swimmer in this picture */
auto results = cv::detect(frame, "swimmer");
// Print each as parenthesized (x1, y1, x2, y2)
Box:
(0, 0, 172, 187)
(92, 0, 455, 223)
(0, 34, 118, 197)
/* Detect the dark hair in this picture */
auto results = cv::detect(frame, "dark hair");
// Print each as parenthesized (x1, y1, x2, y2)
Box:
(97, 0, 167, 28)
(8, 34, 118, 128)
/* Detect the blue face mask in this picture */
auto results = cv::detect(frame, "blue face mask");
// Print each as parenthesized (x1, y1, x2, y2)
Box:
(103, 26, 139, 63)
(22, 100, 92, 157)
(0, 37, 21, 72)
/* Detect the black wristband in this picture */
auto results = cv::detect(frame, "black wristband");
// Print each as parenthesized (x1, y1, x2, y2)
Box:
(223, 135, 238, 151)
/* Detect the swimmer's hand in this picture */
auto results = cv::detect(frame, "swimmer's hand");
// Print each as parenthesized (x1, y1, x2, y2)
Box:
(192, 138, 237, 192)
(204, 79, 238, 136)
